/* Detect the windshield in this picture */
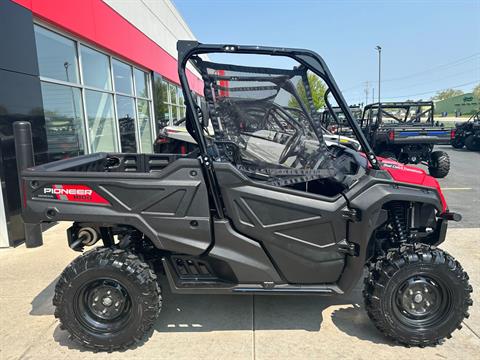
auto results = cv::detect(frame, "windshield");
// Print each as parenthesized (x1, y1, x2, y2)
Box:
(189, 56, 332, 169)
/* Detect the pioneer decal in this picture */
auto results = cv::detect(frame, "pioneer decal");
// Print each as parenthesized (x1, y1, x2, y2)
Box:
(34, 184, 109, 205)
(44, 188, 93, 196)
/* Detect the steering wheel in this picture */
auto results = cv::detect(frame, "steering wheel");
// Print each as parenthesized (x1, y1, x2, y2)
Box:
(279, 134, 302, 164)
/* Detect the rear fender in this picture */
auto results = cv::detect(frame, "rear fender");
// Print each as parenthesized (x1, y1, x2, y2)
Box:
(21, 158, 213, 255)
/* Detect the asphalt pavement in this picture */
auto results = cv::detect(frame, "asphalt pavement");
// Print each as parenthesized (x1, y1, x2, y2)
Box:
(414, 145, 480, 228)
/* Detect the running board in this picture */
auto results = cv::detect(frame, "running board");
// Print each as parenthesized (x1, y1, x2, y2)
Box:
(162, 258, 343, 295)
(232, 285, 342, 294)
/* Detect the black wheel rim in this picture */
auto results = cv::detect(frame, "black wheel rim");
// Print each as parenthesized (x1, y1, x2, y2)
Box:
(393, 275, 451, 328)
(74, 278, 132, 334)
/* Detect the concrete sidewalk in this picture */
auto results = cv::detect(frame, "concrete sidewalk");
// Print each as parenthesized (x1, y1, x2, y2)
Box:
(0, 223, 479, 359)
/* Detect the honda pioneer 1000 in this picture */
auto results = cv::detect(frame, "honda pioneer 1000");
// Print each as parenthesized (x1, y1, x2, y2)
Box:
(20, 41, 472, 351)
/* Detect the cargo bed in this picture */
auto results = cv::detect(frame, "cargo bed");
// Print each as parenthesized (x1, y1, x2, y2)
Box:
(20, 152, 212, 255)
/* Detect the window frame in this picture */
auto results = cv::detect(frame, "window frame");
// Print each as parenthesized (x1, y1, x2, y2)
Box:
(159, 79, 187, 126)
(34, 21, 156, 154)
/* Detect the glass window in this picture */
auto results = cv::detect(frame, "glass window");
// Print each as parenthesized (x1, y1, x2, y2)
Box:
(153, 76, 169, 129)
(169, 84, 178, 104)
(80, 45, 112, 90)
(161, 80, 169, 103)
(177, 88, 184, 106)
(112, 59, 133, 95)
(34, 25, 79, 83)
(35, 26, 155, 157)
(137, 99, 153, 153)
(116, 96, 137, 153)
(85, 90, 118, 152)
(40, 82, 85, 161)
(134, 68, 149, 98)
(171, 105, 178, 123)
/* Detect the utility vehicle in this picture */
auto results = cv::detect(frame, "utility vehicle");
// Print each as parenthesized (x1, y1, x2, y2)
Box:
(19, 41, 472, 351)
(155, 105, 361, 154)
(451, 111, 480, 151)
(321, 104, 362, 136)
(361, 101, 452, 178)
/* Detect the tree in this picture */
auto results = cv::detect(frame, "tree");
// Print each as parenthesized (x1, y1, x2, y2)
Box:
(288, 73, 326, 111)
(432, 88, 464, 101)
(473, 84, 480, 99)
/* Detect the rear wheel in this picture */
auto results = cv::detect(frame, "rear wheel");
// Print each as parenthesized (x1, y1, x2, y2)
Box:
(428, 151, 450, 178)
(364, 244, 472, 347)
(465, 135, 480, 151)
(451, 137, 464, 149)
(53, 247, 162, 352)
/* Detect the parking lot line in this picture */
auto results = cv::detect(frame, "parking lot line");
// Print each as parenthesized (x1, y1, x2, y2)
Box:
(442, 187, 473, 190)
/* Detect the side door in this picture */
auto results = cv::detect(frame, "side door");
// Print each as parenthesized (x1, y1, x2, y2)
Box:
(214, 164, 349, 284)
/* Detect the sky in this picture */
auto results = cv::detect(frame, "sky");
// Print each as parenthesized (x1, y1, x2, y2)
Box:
(173, 0, 480, 104)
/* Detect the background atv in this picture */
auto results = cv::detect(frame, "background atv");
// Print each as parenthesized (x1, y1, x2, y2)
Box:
(18, 41, 472, 352)
(361, 101, 452, 178)
(321, 104, 362, 137)
(451, 111, 480, 151)
(155, 103, 362, 155)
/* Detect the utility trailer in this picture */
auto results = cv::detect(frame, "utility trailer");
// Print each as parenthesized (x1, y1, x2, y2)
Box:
(18, 41, 471, 351)
(361, 101, 453, 178)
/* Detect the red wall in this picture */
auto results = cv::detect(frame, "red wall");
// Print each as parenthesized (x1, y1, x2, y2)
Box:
(12, 0, 203, 94)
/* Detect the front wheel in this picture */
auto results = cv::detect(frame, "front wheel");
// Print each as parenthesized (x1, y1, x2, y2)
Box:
(364, 244, 472, 347)
(428, 150, 450, 178)
(53, 248, 162, 352)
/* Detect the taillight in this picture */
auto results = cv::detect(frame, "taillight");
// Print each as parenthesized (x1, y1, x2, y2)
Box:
(388, 130, 395, 141)
(155, 137, 169, 144)
(450, 129, 456, 139)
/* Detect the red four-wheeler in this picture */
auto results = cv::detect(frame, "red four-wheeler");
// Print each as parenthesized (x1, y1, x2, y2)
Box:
(19, 41, 472, 351)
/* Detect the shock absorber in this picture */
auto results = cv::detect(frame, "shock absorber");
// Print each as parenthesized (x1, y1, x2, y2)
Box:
(389, 202, 409, 243)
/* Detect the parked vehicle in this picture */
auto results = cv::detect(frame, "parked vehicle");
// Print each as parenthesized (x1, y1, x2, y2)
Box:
(155, 102, 361, 154)
(19, 41, 471, 351)
(321, 105, 362, 136)
(451, 111, 480, 151)
(361, 101, 452, 178)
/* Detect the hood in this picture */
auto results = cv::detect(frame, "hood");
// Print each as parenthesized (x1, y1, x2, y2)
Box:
(377, 156, 447, 212)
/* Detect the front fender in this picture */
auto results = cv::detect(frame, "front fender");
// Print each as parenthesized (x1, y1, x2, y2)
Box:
(337, 181, 444, 293)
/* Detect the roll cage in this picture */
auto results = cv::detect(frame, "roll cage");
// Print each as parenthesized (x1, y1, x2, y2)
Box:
(322, 105, 363, 127)
(361, 101, 435, 128)
(176, 41, 380, 216)
(178, 42, 377, 162)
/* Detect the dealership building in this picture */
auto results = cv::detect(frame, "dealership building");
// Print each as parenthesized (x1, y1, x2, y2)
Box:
(434, 92, 480, 116)
(0, 0, 203, 247)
